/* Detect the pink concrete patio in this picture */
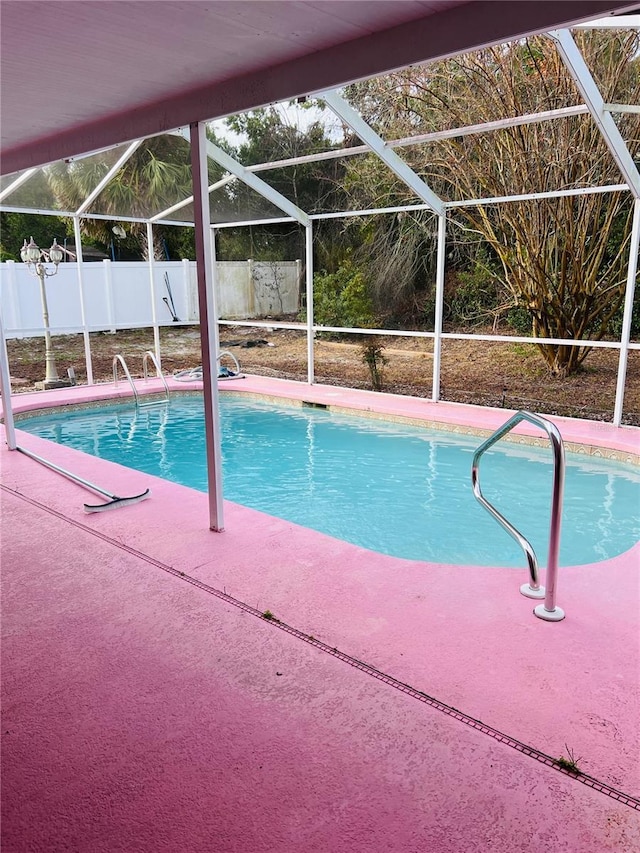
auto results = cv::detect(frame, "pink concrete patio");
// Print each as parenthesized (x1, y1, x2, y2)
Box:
(1, 377, 639, 852)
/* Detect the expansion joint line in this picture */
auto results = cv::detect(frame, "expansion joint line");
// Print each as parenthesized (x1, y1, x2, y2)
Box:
(3, 482, 639, 812)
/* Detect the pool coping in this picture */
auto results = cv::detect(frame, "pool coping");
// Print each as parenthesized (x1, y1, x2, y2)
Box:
(6, 373, 640, 465)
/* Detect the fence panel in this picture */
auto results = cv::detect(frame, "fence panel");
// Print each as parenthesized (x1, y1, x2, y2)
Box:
(0, 259, 301, 338)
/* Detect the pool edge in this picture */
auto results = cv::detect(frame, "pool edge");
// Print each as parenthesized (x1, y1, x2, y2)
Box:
(5, 374, 639, 466)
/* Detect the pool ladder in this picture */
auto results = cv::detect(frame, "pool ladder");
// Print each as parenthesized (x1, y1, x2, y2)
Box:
(471, 411, 565, 622)
(113, 351, 170, 407)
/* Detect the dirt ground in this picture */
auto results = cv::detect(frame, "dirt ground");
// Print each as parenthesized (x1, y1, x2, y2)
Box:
(6, 324, 640, 425)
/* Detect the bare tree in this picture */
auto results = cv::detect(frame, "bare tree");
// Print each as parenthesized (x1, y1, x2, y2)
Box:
(346, 30, 639, 376)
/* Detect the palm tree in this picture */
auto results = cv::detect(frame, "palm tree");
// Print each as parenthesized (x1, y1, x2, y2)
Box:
(46, 134, 197, 259)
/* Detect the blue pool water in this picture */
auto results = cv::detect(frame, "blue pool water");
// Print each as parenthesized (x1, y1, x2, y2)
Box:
(20, 395, 640, 566)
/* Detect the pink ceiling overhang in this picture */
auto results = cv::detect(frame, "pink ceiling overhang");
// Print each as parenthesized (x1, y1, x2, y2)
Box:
(1, 0, 636, 175)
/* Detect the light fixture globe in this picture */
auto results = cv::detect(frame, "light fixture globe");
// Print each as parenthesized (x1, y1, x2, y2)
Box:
(20, 239, 29, 263)
(25, 236, 41, 264)
(49, 238, 64, 265)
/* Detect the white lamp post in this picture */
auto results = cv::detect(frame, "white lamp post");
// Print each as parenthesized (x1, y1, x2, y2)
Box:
(20, 236, 71, 389)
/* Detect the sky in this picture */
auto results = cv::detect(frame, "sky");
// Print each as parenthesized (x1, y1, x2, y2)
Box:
(208, 98, 345, 149)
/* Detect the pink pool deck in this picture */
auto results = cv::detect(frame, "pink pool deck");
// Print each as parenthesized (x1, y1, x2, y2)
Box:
(1, 376, 639, 852)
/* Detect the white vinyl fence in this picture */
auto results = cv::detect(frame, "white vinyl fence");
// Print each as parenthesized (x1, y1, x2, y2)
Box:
(0, 258, 302, 338)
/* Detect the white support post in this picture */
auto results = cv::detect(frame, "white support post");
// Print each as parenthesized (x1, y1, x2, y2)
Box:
(305, 223, 314, 384)
(210, 228, 222, 357)
(613, 198, 640, 426)
(5, 260, 21, 332)
(190, 121, 224, 531)
(182, 258, 194, 321)
(146, 222, 161, 368)
(73, 217, 94, 385)
(0, 302, 17, 450)
(247, 258, 255, 316)
(102, 259, 116, 333)
(551, 30, 640, 200)
(432, 214, 447, 402)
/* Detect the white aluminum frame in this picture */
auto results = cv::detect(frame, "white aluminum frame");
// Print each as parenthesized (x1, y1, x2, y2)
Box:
(72, 215, 94, 385)
(305, 223, 315, 384)
(614, 198, 640, 426)
(150, 175, 236, 224)
(146, 222, 162, 369)
(175, 128, 310, 227)
(432, 214, 446, 402)
(0, 302, 16, 450)
(550, 29, 640, 199)
(321, 90, 444, 216)
(1, 23, 639, 431)
(0, 168, 38, 203)
(604, 104, 640, 115)
(75, 140, 143, 215)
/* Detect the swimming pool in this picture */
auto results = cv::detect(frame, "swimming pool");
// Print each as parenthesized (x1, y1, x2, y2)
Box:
(19, 394, 640, 567)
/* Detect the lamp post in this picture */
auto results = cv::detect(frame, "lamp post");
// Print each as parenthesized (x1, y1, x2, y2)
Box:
(20, 236, 71, 390)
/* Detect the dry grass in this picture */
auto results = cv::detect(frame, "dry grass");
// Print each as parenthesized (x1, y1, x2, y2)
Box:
(6, 325, 639, 425)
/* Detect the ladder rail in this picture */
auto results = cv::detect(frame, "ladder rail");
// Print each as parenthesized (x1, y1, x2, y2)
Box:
(142, 350, 170, 403)
(113, 354, 139, 405)
(113, 353, 169, 408)
(471, 410, 566, 622)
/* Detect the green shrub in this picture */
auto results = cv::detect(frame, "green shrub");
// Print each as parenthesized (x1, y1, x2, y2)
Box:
(444, 246, 509, 329)
(609, 286, 640, 339)
(451, 267, 498, 319)
(506, 306, 533, 334)
(301, 263, 375, 329)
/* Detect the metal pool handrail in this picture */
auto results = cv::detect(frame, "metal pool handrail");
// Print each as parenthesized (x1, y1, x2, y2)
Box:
(471, 411, 566, 622)
(142, 350, 170, 402)
(113, 354, 138, 405)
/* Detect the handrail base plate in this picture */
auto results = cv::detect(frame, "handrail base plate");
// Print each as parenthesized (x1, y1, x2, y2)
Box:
(520, 583, 546, 600)
(534, 604, 566, 622)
